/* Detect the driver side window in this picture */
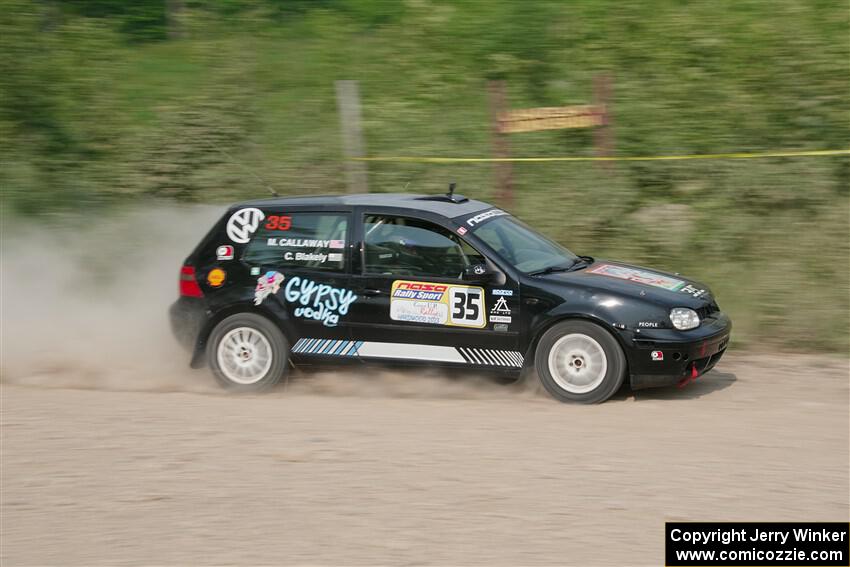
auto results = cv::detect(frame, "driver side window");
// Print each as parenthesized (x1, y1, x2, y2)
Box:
(363, 215, 483, 278)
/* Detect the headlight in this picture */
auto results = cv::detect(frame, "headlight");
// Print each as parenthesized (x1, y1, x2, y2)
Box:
(670, 307, 700, 330)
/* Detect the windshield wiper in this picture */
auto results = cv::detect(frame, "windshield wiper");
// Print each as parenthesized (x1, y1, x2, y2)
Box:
(528, 263, 574, 276)
(567, 255, 594, 271)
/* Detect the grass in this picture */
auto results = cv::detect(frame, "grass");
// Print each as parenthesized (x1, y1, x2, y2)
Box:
(1, 0, 848, 350)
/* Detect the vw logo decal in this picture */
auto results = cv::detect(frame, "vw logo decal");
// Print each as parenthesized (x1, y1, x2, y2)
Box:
(226, 208, 265, 244)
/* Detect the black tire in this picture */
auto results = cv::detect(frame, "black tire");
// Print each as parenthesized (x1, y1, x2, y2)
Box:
(207, 313, 289, 392)
(534, 319, 626, 404)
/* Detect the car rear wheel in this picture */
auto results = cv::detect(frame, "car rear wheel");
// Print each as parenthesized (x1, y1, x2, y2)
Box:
(207, 313, 289, 392)
(534, 320, 626, 403)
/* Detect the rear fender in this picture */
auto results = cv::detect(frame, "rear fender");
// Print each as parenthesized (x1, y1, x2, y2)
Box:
(191, 302, 296, 368)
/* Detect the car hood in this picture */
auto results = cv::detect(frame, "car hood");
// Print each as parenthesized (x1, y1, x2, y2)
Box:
(540, 260, 715, 309)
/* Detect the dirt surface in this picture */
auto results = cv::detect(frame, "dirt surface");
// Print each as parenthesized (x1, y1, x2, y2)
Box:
(0, 209, 847, 565)
(1, 352, 847, 566)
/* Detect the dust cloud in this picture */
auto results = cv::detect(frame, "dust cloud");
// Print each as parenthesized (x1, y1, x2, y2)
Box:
(0, 205, 540, 400)
(285, 365, 542, 400)
(0, 204, 224, 394)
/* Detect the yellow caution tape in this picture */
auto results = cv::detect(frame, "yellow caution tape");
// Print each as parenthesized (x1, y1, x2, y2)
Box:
(352, 148, 850, 163)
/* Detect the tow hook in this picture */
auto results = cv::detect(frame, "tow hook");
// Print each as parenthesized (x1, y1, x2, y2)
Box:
(677, 362, 699, 388)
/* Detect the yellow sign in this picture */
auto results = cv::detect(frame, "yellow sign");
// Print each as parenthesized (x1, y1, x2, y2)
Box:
(498, 105, 604, 133)
(207, 268, 226, 288)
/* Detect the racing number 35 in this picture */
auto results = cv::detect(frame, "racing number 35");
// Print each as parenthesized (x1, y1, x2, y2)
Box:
(450, 287, 485, 328)
(265, 215, 292, 231)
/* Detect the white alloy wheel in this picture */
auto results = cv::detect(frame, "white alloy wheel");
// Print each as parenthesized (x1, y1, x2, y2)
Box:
(547, 333, 609, 394)
(216, 326, 274, 385)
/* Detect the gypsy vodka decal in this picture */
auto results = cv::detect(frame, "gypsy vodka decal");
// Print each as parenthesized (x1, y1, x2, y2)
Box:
(283, 276, 357, 327)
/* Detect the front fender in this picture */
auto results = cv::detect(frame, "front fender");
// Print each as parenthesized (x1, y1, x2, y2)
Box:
(526, 309, 631, 361)
(523, 287, 665, 370)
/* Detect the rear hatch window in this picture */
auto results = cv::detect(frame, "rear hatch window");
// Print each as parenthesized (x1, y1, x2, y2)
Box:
(243, 212, 348, 272)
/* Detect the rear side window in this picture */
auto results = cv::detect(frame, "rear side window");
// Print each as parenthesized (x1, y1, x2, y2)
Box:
(363, 215, 485, 278)
(243, 212, 348, 272)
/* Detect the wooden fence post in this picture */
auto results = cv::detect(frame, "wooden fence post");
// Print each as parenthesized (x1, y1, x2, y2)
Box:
(488, 80, 513, 209)
(593, 73, 614, 168)
(335, 80, 369, 193)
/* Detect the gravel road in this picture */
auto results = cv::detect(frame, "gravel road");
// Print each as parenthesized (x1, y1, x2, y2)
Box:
(1, 352, 847, 566)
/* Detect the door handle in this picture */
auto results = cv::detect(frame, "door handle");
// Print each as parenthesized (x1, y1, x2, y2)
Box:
(363, 288, 384, 297)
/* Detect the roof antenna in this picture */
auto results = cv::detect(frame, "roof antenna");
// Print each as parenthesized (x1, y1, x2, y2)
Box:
(447, 182, 456, 199)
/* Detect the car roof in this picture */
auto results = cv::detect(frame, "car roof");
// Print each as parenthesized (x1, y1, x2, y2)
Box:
(238, 193, 494, 219)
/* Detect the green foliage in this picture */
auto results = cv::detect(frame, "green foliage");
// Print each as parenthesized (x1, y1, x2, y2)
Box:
(0, 0, 848, 350)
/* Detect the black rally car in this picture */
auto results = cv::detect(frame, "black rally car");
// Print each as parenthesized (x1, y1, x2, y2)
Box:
(170, 190, 731, 403)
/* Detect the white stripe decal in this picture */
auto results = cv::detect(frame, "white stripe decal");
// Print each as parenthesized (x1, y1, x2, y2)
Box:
(480, 349, 497, 365)
(293, 339, 523, 367)
(459, 347, 472, 362)
(357, 342, 466, 364)
(469, 348, 485, 365)
(499, 350, 513, 366)
(475, 349, 491, 365)
(488, 349, 506, 366)
(463, 347, 482, 365)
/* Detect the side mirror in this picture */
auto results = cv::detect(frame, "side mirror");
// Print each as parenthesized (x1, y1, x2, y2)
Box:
(463, 264, 496, 283)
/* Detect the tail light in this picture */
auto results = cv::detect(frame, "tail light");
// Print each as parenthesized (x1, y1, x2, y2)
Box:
(179, 265, 204, 298)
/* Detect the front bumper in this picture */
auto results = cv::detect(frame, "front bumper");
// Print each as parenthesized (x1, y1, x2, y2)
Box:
(626, 312, 732, 390)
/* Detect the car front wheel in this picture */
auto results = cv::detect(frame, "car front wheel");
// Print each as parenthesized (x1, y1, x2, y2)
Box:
(207, 313, 289, 392)
(534, 320, 626, 404)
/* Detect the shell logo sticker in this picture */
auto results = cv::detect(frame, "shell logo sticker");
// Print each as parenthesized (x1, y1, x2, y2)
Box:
(207, 268, 226, 288)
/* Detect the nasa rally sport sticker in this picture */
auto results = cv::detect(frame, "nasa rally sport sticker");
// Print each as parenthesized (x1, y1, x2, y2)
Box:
(390, 280, 486, 328)
(226, 208, 265, 244)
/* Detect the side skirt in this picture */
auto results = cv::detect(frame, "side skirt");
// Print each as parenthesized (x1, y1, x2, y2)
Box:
(291, 338, 524, 369)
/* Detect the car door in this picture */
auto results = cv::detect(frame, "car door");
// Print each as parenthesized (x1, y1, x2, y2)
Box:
(344, 210, 524, 369)
(240, 208, 360, 357)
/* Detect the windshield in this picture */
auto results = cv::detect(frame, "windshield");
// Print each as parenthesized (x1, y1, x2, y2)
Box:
(471, 215, 578, 274)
